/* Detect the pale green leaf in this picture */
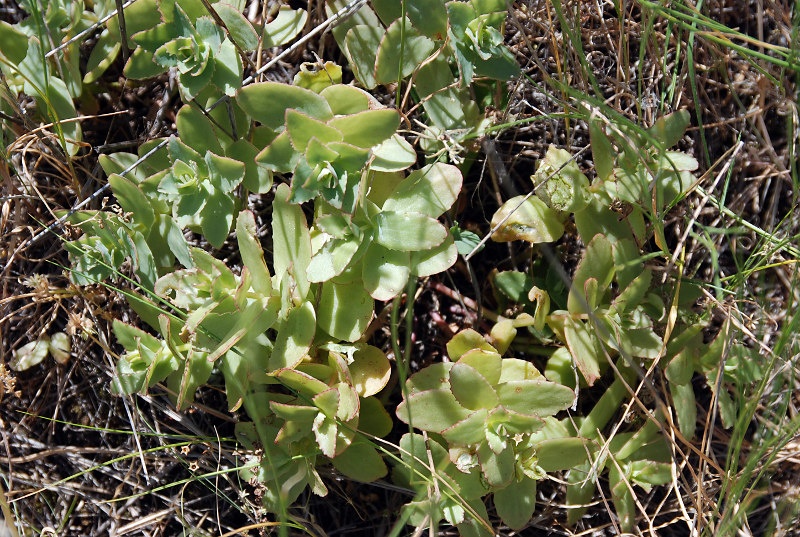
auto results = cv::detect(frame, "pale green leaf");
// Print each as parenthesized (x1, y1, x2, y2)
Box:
(269, 302, 316, 371)
(563, 317, 602, 386)
(449, 362, 498, 410)
(496, 380, 575, 416)
(490, 196, 564, 243)
(344, 25, 382, 89)
(396, 389, 471, 432)
(494, 476, 537, 530)
(383, 163, 462, 218)
(262, 6, 307, 47)
(373, 211, 447, 251)
(362, 242, 410, 300)
(374, 17, 435, 84)
(214, 2, 259, 50)
(316, 280, 373, 342)
(349, 345, 391, 397)
(236, 81, 333, 129)
(332, 440, 388, 480)
(370, 134, 417, 172)
(328, 109, 400, 148)
(320, 84, 372, 115)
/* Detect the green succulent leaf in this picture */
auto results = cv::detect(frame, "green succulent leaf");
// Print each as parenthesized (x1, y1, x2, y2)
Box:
(312, 413, 338, 457)
(362, 242, 411, 300)
(349, 346, 391, 397)
(327, 109, 400, 148)
(568, 234, 615, 314)
(563, 317, 602, 387)
(535, 437, 593, 472)
(373, 212, 447, 251)
(370, 134, 417, 172)
(262, 6, 308, 47)
(273, 184, 312, 300)
(286, 109, 343, 152)
(344, 25, 383, 89)
(331, 440, 388, 481)
(406, 362, 454, 393)
(270, 301, 316, 371)
(316, 280, 373, 342)
(406, 0, 448, 38)
(442, 409, 490, 446)
(494, 476, 537, 530)
(256, 131, 300, 173)
(375, 17, 435, 84)
(237, 81, 333, 129)
(383, 163, 462, 218)
(457, 349, 503, 386)
(496, 380, 575, 417)
(320, 84, 373, 115)
(447, 330, 497, 362)
(449, 362, 499, 410)
(396, 388, 471, 432)
(648, 110, 691, 149)
(213, 2, 259, 50)
(410, 235, 458, 277)
(477, 443, 514, 487)
(499, 358, 544, 383)
(490, 195, 564, 244)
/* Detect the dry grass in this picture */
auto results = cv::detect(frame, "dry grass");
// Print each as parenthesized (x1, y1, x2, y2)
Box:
(2, 0, 799, 535)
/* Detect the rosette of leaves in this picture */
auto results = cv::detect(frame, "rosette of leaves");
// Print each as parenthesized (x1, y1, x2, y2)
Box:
(123, 0, 242, 100)
(152, 136, 246, 248)
(237, 81, 462, 300)
(307, 162, 463, 300)
(540, 234, 664, 387)
(566, 409, 673, 532)
(270, 347, 392, 462)
(393, 433, 492, 536)
(120, 0, 288, 101)
(89, 0, 306, 85)
(0, 0, 95, 153)
(326, 0, 518, 143)
(396, 329, 579, 530)
(445, 0, 521, 84)
(110, 318, 215, 411)
(236, 81, 414, 206)
(58, 210, 161, 289)
(235, 350, 393, 511)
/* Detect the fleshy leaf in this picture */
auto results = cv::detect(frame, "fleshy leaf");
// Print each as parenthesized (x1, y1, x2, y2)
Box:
(362, 242, 411, 300)
(449, 363, 498, 410)
(316, 280, 373, 342)
(457, 349, 503, 386)
(563, 317, 602, 386)
(320, 84, 373, 114)
(374, 17, 435, 83)
(370, 134, 417, 172)
(490, 196, 564, 243)
(383, 163, 462, 218)
(396, 389, 471, 432)
(237, 81, 333, 129)
(495, 476, 537, 530)
(496, 380, 575, 417)
(349, 346, 391, 397)
(373, 212, 447, 251)
(270, 302, 316, 371)
(331, 440, 388, 480)
(286, 109, 343, 152)
(447, 330, 496, 361)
